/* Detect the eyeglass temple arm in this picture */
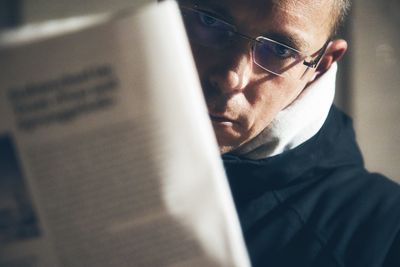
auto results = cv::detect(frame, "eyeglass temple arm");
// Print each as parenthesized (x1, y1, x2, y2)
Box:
(303, 40, 331, 68)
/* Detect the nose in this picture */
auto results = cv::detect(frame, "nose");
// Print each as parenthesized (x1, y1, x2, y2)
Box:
(208, 50, 252, 94)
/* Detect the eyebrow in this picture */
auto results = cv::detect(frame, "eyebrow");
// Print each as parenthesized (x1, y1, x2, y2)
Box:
(263, 32, 309, 52)
(187, 1, 310, 52)
(192, 1, 235, 23)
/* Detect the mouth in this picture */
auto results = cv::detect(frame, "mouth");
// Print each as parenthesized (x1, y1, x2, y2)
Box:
(209, 114, 236, 127)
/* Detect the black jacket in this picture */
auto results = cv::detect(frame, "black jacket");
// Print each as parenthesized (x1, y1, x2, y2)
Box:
(223, 106, 400, 267)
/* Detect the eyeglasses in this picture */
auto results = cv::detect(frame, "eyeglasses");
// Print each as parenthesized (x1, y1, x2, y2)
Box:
(180, 6, 330, 80)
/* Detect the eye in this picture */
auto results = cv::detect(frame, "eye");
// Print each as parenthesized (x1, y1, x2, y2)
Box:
(199, 13, 218, 26)
(196, 11, 230, 30)
(271, 44, 294, 59)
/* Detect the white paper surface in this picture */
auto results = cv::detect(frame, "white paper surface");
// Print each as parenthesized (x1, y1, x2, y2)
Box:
(0, 1, 251, 267)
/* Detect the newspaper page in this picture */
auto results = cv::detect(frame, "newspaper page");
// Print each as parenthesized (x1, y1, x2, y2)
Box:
(0, 1, 251, 267)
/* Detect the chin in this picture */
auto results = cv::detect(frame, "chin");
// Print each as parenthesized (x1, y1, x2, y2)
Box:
(219, 146, 234, 155)
(214, 130, 243, 155)
(210, 119, 254, 154)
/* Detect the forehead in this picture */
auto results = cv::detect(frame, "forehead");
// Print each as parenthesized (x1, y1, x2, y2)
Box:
(181, 0, 333, 50)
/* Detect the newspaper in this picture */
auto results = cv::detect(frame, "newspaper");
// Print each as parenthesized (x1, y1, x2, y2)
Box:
(0, 1, 251, 266)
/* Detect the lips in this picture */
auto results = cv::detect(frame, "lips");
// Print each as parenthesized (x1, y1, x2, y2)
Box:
(209, 114, 237, 126)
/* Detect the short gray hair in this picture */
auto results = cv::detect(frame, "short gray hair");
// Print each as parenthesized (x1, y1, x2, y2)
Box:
(331, 0, 351, 35)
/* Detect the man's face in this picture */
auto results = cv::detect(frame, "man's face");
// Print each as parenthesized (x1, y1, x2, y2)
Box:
(180, 0, 334, 153)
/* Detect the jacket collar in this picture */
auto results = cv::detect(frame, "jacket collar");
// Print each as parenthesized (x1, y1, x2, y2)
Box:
(222, 106, 364, 204)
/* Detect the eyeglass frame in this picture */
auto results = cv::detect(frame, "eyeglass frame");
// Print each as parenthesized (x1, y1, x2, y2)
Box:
(180, 5, 331, 79)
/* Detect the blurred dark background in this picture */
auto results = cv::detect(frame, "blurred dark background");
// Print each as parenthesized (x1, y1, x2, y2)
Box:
(1, 0, 399, 181)
(0, 0, 21, 28)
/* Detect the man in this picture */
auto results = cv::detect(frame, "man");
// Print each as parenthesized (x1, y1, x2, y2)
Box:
(178, 0, 400, 266)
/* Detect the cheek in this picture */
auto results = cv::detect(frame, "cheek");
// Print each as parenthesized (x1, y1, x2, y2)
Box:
(246, 77, 307, 125)
(267, 78, 308, 109)
(190, 45, 215, 76)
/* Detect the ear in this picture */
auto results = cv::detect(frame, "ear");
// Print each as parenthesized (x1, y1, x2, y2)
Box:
(310, 39, 348, 82)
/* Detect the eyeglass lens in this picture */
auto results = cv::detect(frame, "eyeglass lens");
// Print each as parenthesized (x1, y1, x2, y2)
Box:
(253, 38, 304, 77)
(181, 7, 309, 78)
(181, 8, 235, 48)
